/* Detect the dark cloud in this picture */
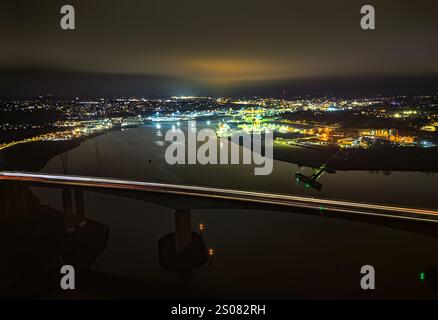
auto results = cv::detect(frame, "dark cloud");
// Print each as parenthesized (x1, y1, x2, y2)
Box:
(1, 0, 437, 96)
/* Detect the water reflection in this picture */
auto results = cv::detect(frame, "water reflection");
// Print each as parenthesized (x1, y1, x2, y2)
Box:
(0, 182, 108, 298)
(0, 182, 214, 298)
(2, 180, 438, 299)
(159, 212, 209, 282)
(38, 123, 438, 209)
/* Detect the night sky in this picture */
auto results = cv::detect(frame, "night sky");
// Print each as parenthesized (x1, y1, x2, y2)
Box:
(1, 0, 437, 97)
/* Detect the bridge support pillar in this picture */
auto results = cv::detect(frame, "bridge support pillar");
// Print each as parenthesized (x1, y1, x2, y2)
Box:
(0, 181, 29, 220)
(62, 189, 73, 215)
(174, 209, 192, 254)
(62, 189, 75, 232)
(74, 189, 85, 222)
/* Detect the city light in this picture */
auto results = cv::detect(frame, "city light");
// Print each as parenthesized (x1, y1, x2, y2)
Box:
(1, 95, 437, 156)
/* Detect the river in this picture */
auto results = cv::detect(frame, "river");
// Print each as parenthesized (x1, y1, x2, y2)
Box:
(38, 120, 437, 210)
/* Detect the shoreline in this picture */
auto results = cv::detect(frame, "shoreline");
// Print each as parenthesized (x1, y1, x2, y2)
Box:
(0, 125, 126, 172)
(1, 126, 438, 174)
(274, 142, 438, 173)
(0, 139, 83, 172)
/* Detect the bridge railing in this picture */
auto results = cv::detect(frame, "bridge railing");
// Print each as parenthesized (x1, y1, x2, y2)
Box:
(1, 170, 438, 224)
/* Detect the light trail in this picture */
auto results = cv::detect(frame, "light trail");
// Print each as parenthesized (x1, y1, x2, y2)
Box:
(0, 130, 74, 151)
(1, 171, 438, 223)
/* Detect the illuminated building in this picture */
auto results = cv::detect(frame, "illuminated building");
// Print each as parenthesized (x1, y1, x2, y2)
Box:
(121, 116, 144, 127)
(421, 125, 437, 132)
(216, 122, 233, 138)
(359, 128, 416, 146)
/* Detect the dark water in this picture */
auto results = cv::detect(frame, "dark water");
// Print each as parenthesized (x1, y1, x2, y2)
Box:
(26, 185, 438, 299)
(40, 121, 438, 210)
(10, 121, 435, 298)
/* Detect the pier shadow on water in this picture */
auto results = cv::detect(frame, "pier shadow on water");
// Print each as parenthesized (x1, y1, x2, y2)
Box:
(2, 180, 438, 299)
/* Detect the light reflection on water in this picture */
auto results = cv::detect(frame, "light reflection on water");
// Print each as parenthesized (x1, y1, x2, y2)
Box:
(17, 121, 438, 299)
(39, 121, 437, 209)
(25, 186, 438, 299)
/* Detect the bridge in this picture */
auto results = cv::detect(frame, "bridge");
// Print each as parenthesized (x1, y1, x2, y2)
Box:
(295, 149, 341, 191)
(1, 170, 438, 224)
(2, 170, 438, 298)
(295, 164, 328, 191)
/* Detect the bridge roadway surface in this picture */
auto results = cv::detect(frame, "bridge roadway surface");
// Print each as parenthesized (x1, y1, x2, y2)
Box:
(1, 170, 438, 224)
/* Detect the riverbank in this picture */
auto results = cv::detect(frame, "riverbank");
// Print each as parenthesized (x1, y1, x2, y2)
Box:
(2, 129, 438, 174)
(274, 142, 438, 172)
(327, 146, 438, 172)
(0, 125, 125, 172)
(0, 139, 83, 172)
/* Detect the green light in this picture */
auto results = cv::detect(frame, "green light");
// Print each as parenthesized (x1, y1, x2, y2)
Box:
(320, 206, 325, 212)
(305, 184, 310, 188)
(420, 272, 426, 281)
